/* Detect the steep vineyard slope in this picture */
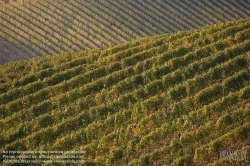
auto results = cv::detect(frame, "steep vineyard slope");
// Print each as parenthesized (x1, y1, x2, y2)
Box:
(0, 0, 250, 64)
(0, 18, 250, 165)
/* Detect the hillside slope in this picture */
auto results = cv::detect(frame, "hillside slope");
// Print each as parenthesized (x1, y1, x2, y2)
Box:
(0, 18, 250, 165)
(0, 0, 250, 64)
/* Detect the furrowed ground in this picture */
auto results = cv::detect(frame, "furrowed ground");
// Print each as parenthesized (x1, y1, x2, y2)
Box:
(0, 0, 250, 64)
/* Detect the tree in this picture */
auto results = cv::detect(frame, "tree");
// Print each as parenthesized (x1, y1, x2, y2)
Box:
(38, 114, 54, 128)
(109, 147, 124, 165)
(173, 155, 193, 166)
(133, 75, 144, 86)
(170, 138, 183, 154)
(216, 114, 233, 132)
(231, 109, 244, 125)
(209, 139, 224, 157)
(180, 132, 194, 146)
(126, 138, 138, 160)
(237, 125, 250, 141)
(170, 85, 187, 101)
(194, 146, 209, 165)
(140, 155, 150, 166)
(240, 86, 250, 100)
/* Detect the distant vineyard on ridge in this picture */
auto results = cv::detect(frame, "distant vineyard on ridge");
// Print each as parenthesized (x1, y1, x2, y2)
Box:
(0, 0, 250, 64)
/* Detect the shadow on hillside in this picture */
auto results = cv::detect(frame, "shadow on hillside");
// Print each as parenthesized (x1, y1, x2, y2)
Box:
(0, 37, 37, 65)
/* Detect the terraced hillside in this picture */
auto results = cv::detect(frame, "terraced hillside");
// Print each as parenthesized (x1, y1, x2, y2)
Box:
(0, 0, 250, 64)
(1, 18, 250, 165)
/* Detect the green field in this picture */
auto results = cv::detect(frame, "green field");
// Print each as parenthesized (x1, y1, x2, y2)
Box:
(0, 0, 250, 64)
(0, 17, 250, 165)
